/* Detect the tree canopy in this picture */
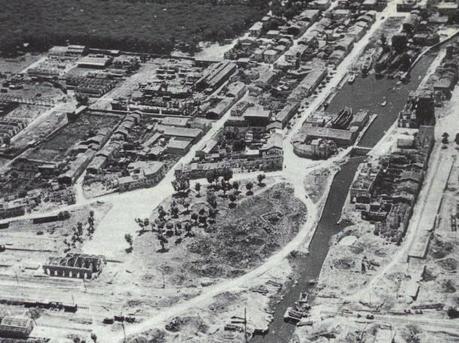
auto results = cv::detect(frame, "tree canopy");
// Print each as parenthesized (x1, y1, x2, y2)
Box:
(0, 0, 268, 56)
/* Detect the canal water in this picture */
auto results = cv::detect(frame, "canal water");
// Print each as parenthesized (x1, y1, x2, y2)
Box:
(251, 52, 436, 343)
(328, 53, 436, 147)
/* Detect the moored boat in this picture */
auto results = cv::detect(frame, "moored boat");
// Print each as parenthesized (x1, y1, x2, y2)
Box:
(347, 73, 356, 84)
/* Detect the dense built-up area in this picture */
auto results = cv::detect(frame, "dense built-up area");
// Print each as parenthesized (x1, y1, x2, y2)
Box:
(0, 0, 386, 215)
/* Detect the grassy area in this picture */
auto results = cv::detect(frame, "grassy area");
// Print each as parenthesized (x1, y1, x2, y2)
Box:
(0, 0, 267, 56)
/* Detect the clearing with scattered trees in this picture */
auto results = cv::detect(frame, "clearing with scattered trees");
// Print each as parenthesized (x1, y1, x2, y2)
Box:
(116, 176, 307, 293)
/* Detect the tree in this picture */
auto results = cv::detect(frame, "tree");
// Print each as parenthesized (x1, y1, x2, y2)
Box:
(75, 93, 89, 106)
(124, 234, 133, 253)
(232, 181, 240, 193)
(229, 193, 237, 208)
(174, 223, 182, 236)
(221, 178, 228, 196)
(184, 222, 193, 237)
(209, 207, 217, 219)
(156, 218, 165, 232)
(222, 167, 233, 182)
(88, 213, 95, 228)
(87, 222, 94, 236)
(380, 33, 387, 46)
(447, 307, 459, 319)
(271, 0, 283, 17)
(207, 191, 218, 209)
(191, 212, 198, 224)
(90, 333, 97, 343)
(158, 205, 166, 219)
(183, 200, 190, 213)
(76, 222, 83, 236)
(284, 7, 297, 20)
(257, 173, 266, 186)
(27, 308, 41, 320)
(246, 182, 253, 195)
(455, 133, 459, 147)
(158, 234, 168, 252)
(233, 139, 245, 152)
(442, 132, 449, 145)
(199, 214, 208, 227)
(87, 211, 95, 235)
(206, 170, 216, 185)
(194, 182, 201, 197)
(171, 177, 190, 196)
(170, 204, 179, 218)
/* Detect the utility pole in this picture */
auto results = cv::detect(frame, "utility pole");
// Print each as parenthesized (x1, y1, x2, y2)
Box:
(244, 307, 248, 343)
(121, 311, 127, 343)
(122, 320, 126, 343)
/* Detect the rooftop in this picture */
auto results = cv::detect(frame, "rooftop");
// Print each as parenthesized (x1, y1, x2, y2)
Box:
(302, 126, 354, 141)
(161, 116, 190, 127)
(156, 125, 203, 139)
(167, 137, 193, 150)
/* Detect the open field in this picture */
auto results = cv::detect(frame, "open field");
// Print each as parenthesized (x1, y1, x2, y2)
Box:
(120, 179, 307, 290)
(34, 113, 120, 162)
(0, 202, 111, 275)
(0, 0, 267, 56)
(315, 222, 399, 300)
(0, 54, 43, 74)
(292, 315, 459, 343)
(2, 80, 64, 101)
(0, 179, 306, 342)
(9, 108, 69, 152)
(5, 104, 48, 122)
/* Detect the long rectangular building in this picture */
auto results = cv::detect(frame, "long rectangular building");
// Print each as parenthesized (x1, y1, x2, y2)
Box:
(275, 101, 301, 128)
(155, 124, 203, 142)
(301, 126, 357, 146)
(287, 65, 327, 102)
(196, 61, 237, 93)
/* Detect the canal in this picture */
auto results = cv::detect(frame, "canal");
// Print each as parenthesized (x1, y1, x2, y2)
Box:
(328, 53, 436, 147)
(251, 52, 437, 343)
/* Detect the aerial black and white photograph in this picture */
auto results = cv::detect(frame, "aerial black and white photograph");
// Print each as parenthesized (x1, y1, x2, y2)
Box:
(0, 0, 458, 342)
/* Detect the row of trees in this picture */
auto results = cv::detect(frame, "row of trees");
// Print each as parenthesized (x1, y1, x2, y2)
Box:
(64, 211, 95, 251)
(441, 132, 459, 146)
